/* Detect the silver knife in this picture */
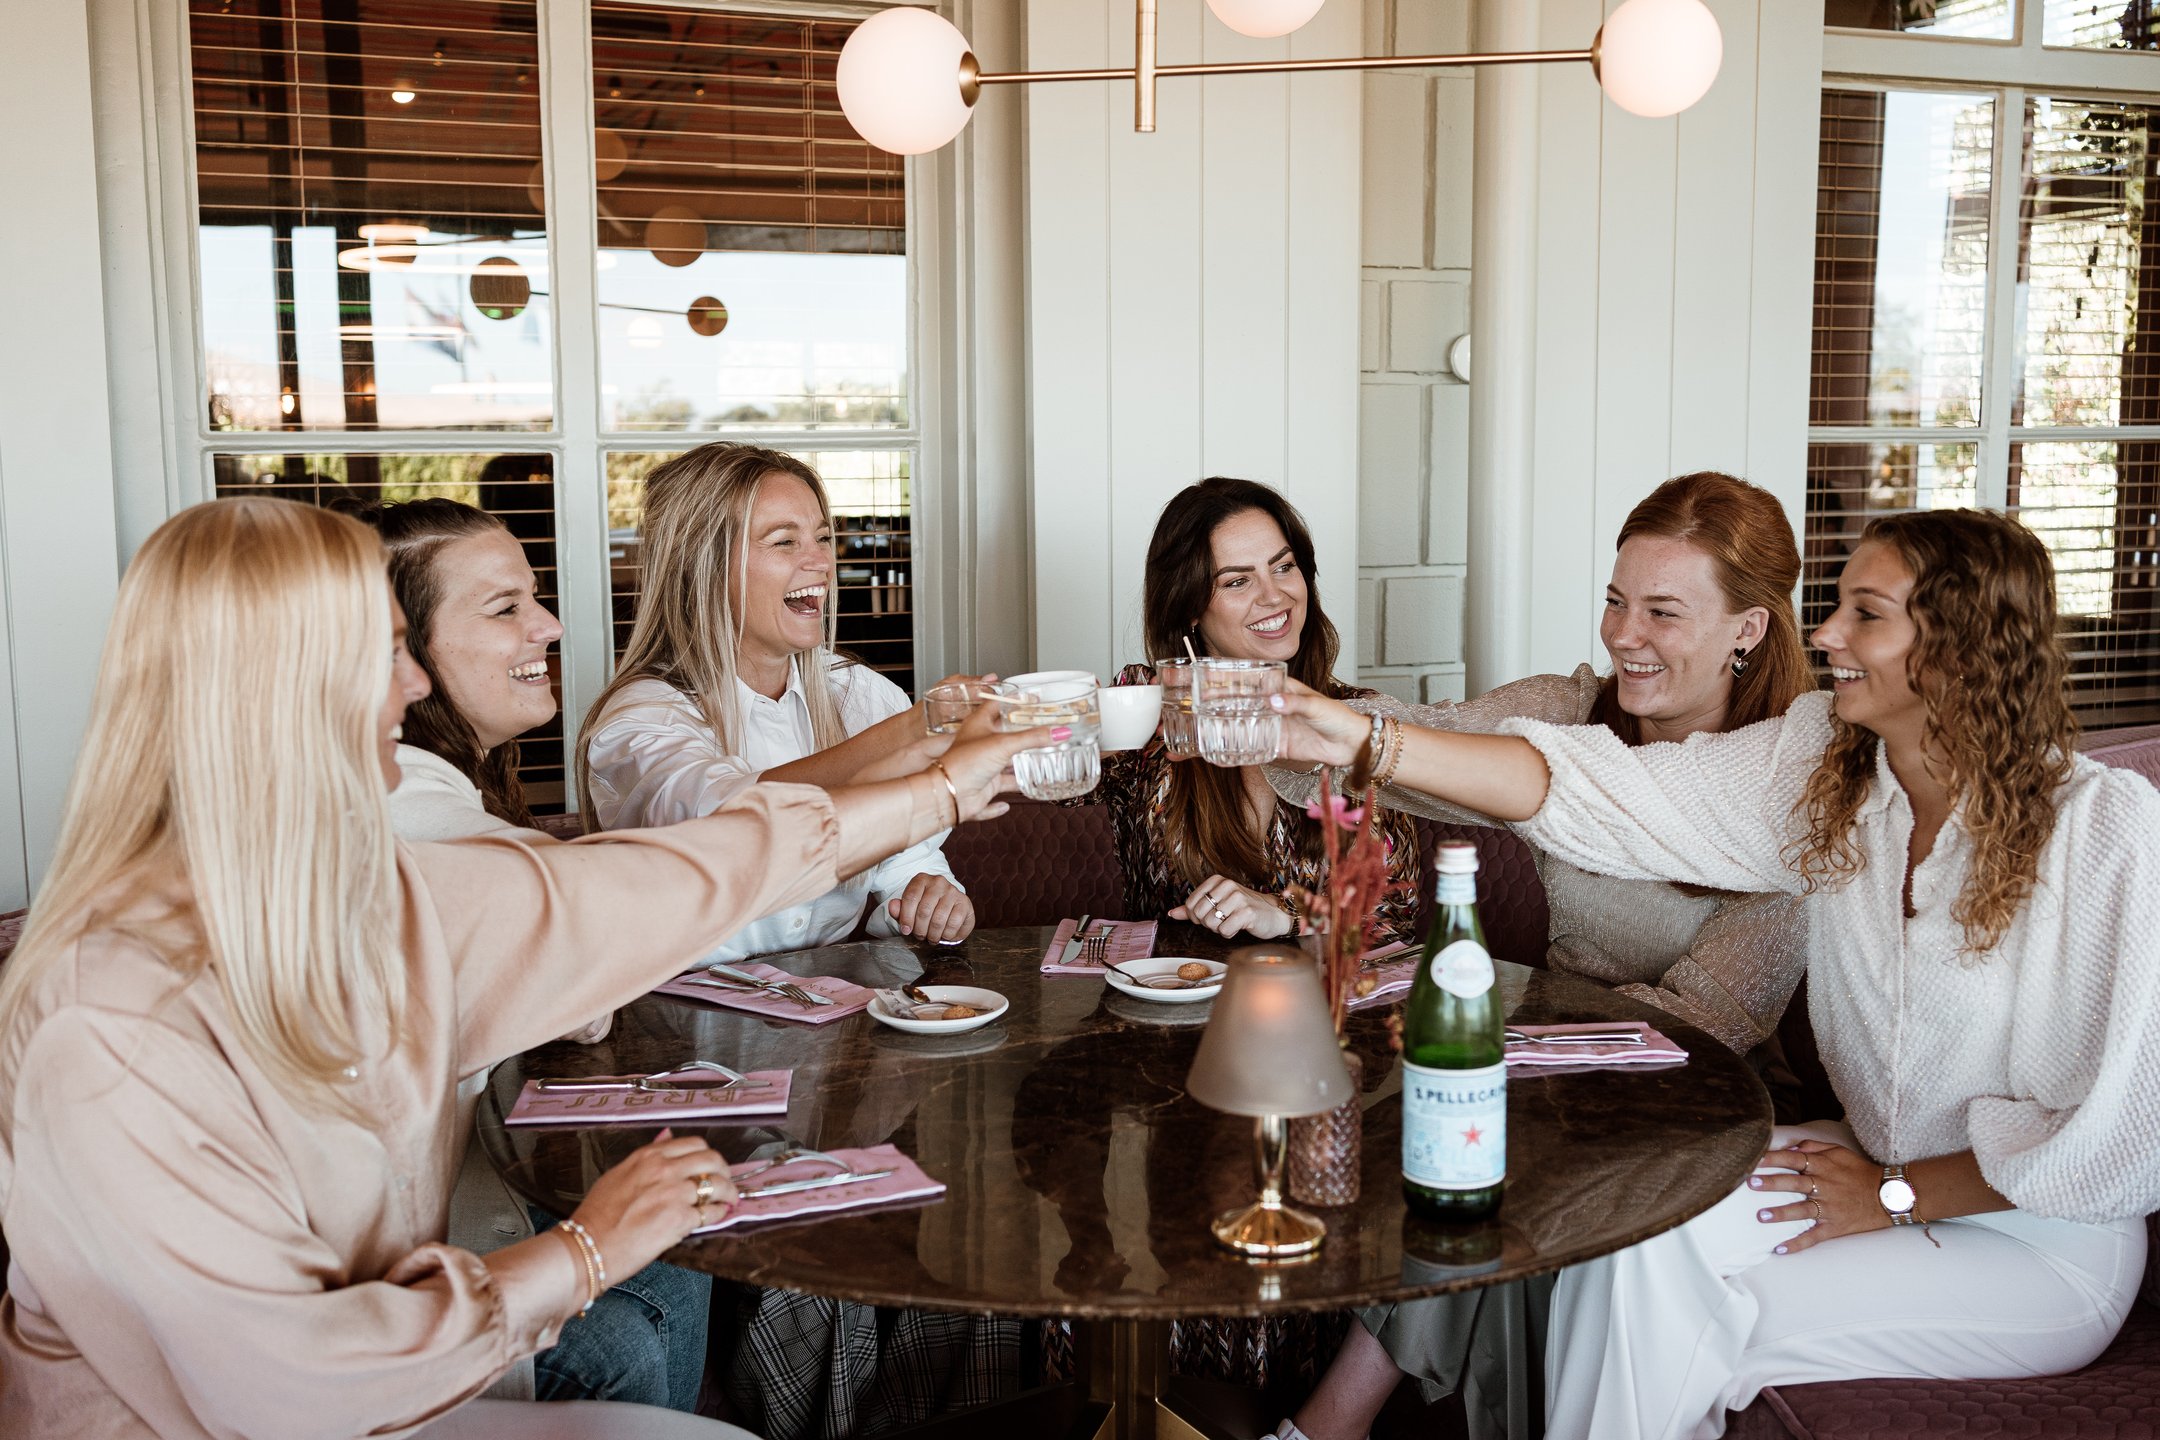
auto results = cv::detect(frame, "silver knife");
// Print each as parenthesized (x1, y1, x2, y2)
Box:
(1058, 915, 1094, 966)
(740, 1168, 898, 1199)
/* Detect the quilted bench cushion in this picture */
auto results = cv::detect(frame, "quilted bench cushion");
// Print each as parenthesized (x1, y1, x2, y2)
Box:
(939, 799, 1127, 930)
(1728, 1298, 2160, 1440)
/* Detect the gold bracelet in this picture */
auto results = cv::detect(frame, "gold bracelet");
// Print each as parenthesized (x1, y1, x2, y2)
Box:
(1372, 716, 1405, 790)
(927, 761, 962, 827)
(555, 1219, 607, 1317)
(1273, 891, 1302, 934)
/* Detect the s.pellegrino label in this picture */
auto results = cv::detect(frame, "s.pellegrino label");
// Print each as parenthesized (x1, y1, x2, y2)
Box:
(1400, 841, 1506, 1222)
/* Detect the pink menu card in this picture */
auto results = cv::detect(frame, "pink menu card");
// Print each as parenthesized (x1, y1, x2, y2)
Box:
(1040, 919, 1159, 975)
(505, 1070, 793, 1126)
(691, 1143, 945, 1234)
(652, 962, 874, 1025)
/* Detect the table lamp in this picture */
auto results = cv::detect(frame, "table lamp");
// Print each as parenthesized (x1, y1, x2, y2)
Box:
(1185, 944, 1355, 1259)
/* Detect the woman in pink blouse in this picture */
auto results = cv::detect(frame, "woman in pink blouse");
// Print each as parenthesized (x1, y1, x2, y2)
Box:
(0, 498, 1045, 1439)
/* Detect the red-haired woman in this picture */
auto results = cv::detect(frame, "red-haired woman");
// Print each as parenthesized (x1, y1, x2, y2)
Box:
(1273, 510, 2157, 1440)
(1276, 471, 1816, 1440)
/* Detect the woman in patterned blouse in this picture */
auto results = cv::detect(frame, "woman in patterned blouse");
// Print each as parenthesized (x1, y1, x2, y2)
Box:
(1082, 477, 1420, 951)
(1079, 477, 1421, 1410)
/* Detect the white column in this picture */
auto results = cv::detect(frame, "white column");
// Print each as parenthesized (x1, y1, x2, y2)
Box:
(1464, 0, 1540, 695)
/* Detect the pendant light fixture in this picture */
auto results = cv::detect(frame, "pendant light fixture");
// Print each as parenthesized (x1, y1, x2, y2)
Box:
(837, 0, 1722, 156)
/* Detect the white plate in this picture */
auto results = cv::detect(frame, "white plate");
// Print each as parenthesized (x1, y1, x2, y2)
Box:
(867, 984, 1009, 1034)
(1103, 957, 1225, 1004)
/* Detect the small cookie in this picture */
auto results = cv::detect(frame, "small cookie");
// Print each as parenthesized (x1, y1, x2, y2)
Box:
(1177, 962, 1212, 982)
(940, 1004, 979, 1020)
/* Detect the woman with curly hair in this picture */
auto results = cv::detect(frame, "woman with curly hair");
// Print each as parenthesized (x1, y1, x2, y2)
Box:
(1269, 509, 2157, 1439)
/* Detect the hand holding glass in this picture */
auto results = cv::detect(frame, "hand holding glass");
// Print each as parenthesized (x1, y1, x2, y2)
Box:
(990, 677, 1101, 800)
(924, 679, 1003, 735)
(1195, 658, 1285, 767)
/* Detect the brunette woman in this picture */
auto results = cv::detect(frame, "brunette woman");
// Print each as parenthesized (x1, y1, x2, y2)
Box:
(0, 498, 1041, 1439)
(357, 497, 711, 1413)
(1092, 477, 1420, 950)
(1277, 471, 1816, 1440)
(1272, 510, 2158, 1440)
(1084, 478, 1420, 1407)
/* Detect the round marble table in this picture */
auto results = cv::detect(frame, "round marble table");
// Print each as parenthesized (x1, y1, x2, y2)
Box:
(477, 923, 1772, 1436)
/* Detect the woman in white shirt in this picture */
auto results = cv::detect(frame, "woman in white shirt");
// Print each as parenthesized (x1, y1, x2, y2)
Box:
(580, 442, 974, 956)
(578, 444, 1020, 1438)
(1271, 509, 2156, 1440)
(356, 497, 715, 1415)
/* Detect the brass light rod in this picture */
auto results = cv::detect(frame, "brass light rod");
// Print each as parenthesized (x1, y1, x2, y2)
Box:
(974, 49, 1594, 85)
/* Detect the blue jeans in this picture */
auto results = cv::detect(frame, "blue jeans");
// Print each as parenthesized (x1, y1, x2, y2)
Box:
(531, 1209, 711, 1412)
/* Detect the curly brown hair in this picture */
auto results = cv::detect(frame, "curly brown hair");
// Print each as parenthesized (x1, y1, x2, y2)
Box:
(1790, 510, 2077, 953)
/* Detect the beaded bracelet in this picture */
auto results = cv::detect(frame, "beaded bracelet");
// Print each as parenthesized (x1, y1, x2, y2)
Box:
(1372, 716, 1406, 790)
(555, 1219, 607, 1318)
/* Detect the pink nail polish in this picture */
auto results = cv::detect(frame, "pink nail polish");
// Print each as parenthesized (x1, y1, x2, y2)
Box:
(1051, 725, 1072, 741)
(1758, 1210, 1772, 1222)
(1774, 1245, 1788, 1255)
(1269, 694, 1285, 710)
(1748, 1177, 1762, 1188)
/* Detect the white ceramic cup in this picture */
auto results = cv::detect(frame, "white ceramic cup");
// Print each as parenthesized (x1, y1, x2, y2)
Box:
(1097, 684, 1164, 751)
(1004, 669, 1096, 693)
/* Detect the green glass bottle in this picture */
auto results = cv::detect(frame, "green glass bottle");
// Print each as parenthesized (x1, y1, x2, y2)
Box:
(1400, 841, 1506, 1222)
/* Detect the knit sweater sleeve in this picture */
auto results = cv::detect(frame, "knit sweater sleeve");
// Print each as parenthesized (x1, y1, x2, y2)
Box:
(1498, 693, 1833, 896)
(1966, 767, 2160, 1222)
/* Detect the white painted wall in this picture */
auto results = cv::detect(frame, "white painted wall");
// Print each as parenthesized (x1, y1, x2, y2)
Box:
(1522, 0, 1823, 677)
(0, 2, 127, 908)
(1024, 0, 1363, 681)
(1356, 0, 1474, 704)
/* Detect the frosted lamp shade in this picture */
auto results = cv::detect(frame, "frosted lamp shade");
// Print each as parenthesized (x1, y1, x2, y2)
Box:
(1186, 945, 1354, 1119)
(1204, 0, 1328, 39)
(837, 8, 977, 155)
(1595, 0, 1722, 119)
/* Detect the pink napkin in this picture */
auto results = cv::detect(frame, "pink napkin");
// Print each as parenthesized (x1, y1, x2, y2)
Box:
(1506, 1020, 1687, 1069)
(691, 1143, 945, 1233)
(652, 962, 873, 1025)
(506, 1070, 793, 1126)
(1347, 948, 1420, 1010)
(1041, 918, 1158, 975)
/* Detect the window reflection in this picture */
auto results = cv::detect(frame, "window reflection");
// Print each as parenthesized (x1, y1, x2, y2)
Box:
(1824, 0, 2014, 39)
(591, 6, 906, 433)
(191, 0, 552, 431)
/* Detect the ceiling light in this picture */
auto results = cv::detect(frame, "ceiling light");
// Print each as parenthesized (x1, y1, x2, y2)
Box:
(833, 0, 1721, 154)
(1204, 0, 1327, 39)
(390, 80, 417, 105)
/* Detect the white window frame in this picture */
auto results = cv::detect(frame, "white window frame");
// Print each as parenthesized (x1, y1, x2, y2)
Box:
(1816, 0, 2160, 517)
(131, 0, 945, 810)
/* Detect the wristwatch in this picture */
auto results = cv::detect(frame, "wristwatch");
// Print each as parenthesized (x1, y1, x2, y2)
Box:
(1878, 1164, 1919, 1226)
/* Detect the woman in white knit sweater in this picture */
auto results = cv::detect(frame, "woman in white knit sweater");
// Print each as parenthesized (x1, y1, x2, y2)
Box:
(1272, 509, 2156, 1439)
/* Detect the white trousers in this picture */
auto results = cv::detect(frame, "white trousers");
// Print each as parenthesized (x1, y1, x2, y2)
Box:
(1546, 1121, 2147, 1440)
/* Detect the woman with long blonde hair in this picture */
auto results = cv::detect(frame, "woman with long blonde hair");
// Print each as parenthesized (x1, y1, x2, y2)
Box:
(580, 442, 978, 955)
(1271, 509, 2159, 1439)
(0, 497, 1039, 1439)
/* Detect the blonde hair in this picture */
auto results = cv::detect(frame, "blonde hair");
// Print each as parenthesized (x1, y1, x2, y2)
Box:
(0, 498, 404, 1115)
(578, 443, 850, 816)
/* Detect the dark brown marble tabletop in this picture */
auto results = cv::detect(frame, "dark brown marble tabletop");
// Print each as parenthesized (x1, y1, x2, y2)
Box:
(476, 923, 1772, 1320)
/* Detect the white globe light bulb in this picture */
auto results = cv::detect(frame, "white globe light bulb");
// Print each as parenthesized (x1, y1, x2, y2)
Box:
(837, 8, 979, 156)
(1594, 0, 1722, 119)
(1203, 0, 1328, 39)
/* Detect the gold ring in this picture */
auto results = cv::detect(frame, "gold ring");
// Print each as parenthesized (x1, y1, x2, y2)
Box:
(692, 1173, 719, 1208)
(1798, 1156, 1811, 1175)
(1808, 1179, 1820, 1198)
(1809, 1198, 1823, 1220)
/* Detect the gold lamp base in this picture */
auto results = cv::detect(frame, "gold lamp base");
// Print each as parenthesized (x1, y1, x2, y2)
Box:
(1210, 1197, 1326, 1259)
(1209, 1114, 1328, 1260)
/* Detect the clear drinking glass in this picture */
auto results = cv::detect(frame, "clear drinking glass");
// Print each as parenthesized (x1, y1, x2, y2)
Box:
(991, 677, 1101, 800)
(1195, 658, 1285, 767)
(1153, 657, 1199, 758)
(924, 679, 1000, 735)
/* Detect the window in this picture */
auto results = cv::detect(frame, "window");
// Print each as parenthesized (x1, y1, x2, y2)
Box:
(181, 0, 919, 810)
(1808, 23, 2160, 728)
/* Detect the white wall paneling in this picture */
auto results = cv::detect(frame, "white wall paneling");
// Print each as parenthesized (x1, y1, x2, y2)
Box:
(0, 1, 127, 905)
(1025, 0, 1363, 679)
(1521, 0, 1824, 676)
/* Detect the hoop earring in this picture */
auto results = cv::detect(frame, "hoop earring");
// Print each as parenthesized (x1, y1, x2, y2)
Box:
(1731, 647, 1750, 679)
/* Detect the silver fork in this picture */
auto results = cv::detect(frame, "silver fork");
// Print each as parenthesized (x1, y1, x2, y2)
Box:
(1077, 928, 1112, 965)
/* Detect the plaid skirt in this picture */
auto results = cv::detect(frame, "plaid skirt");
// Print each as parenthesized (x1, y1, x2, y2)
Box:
(711, 1284, 1024, 1440)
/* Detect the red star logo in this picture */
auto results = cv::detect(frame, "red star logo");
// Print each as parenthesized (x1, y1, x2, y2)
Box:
(1461, 1125, 1483, 1146)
